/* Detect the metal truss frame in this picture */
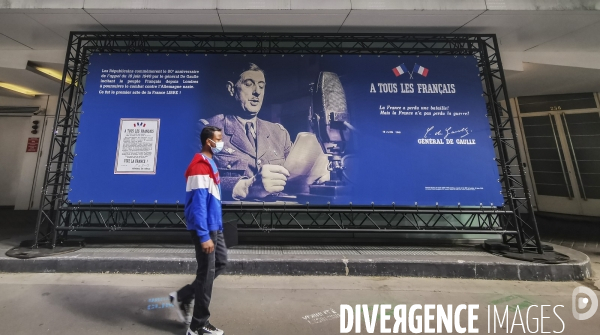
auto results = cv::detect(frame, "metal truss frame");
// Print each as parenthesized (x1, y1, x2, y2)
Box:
(33, 32, 543, 254)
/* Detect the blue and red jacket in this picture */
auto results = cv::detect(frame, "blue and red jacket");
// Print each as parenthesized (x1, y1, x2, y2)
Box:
(184, 153, 223, 243)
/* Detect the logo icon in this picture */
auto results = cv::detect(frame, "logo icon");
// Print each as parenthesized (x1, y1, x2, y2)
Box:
(133, 122, 146, 127)
(572, 286, 598, 320)
(392, 63, 429, 79)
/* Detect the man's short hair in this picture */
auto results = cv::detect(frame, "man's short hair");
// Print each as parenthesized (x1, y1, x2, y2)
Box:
(200, 125, 222, 146)
(236, 63, 265, 81)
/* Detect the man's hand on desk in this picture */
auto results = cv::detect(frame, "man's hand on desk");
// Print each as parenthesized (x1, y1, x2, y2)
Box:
(232, 164, 290, 200)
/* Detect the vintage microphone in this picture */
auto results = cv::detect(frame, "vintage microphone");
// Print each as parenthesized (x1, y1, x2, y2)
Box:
(311, 72, 351, 150)
(307, 71, 354, 199)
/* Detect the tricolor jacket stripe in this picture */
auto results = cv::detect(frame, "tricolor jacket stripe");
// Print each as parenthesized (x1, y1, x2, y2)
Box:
(184, 153, 223, 243)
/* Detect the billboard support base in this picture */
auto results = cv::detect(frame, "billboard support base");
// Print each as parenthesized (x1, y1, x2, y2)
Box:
(493, 248, 570, 264)
(482, 239, 510, 251)
(483, 240, 565, 263)
(5, 244, 82, 259)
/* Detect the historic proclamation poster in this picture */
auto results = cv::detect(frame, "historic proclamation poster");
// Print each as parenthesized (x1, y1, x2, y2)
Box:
(114, 118, 160, 174)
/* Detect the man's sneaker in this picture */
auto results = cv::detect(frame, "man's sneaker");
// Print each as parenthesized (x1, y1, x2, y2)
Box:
(203, 322, 224, 335)
(186, 322, 224, 335)
(169, 291, 193, 325)
(186, 322, 225, 335)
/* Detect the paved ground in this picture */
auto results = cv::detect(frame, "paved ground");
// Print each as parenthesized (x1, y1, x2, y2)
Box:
(1, 210, 599, 334)
(0, 271, 598, 335)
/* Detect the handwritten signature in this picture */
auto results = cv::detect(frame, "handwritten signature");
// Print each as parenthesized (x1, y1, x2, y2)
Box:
(424, 126, 471, 139)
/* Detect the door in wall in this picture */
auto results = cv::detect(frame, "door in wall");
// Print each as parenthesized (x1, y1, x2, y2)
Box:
(518, 93, 600, 217)
(0, 116, 29, 206)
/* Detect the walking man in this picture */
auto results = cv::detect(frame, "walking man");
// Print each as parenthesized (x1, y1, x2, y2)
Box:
(170, 125, 228, 335)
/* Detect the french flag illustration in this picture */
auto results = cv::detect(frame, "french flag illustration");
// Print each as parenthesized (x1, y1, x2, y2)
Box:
(184, 153, 223, 243)
(392, 64, 408, 77)
(413, 63, 429, 77)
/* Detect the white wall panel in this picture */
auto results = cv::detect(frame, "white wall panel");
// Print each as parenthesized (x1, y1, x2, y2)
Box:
(494, 13, 600, 50)
(220, 12, 347, 32)
(27, 13, 106, 39)
(0, 13, 66, 49)
(527, 20, 600, 51)
(0, 50, 65, 69)
(0, 34, 31, 50)
(485, 0, 600, 11)
(218, 0, 290, 10)
(84, 0, 217, 11)
(340, 11, 483, 33)
(351, 0, 486, 11)
(456, 12, 544, 36)
(291, 0, 350, 10)
(505, 63, 600, 97)
(0, 0, 85, 11)
(90, 13, 222, 31)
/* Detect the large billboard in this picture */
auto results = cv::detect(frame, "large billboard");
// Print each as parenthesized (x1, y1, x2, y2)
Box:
(68, 53, 503, 206)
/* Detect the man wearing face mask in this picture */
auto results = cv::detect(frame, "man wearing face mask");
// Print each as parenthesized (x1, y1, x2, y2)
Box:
(199, 63, 293, 201)
(170, 126, 228, 335)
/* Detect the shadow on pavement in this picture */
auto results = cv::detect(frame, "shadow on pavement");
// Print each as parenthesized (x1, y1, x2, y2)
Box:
(47, 284, 187, 334)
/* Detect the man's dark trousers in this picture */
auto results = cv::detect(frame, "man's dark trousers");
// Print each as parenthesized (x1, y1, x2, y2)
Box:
(177, 230, 228, 330)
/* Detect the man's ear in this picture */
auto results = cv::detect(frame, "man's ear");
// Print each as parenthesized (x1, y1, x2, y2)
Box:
(226, 81, 235, 96)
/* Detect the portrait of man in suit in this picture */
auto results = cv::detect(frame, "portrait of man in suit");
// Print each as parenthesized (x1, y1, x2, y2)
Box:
(200, 63, 293, 201)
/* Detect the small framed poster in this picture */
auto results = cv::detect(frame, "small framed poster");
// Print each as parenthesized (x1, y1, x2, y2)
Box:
(114, 118, 160, 174)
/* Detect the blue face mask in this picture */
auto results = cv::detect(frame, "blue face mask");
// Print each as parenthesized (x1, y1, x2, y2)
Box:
(209, 139, 224, 154)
